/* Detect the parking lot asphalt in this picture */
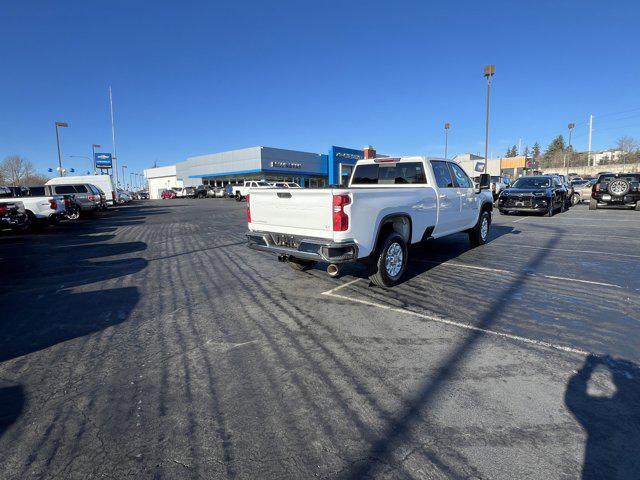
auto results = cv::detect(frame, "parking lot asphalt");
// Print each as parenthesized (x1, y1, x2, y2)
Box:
(1, 199, 639, 479)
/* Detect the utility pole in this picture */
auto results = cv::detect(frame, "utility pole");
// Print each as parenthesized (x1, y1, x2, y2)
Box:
(109, 86, 119, 187)
(518, 138, 522, 156)
(483, 65, 495, 174)
(444, 123, 450, 159)
(587, 114, 593, 166)
(55, 122, 69, 176)
(122, 164, 127, 189)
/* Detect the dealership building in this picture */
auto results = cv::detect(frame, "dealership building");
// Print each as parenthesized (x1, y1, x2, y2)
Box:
(144, 145, 368, 198)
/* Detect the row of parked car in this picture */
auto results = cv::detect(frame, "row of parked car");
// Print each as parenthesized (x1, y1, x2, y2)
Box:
(495, 172, 640, 215)
(161, 181, 302, 201)
(0, 175, 146, 233)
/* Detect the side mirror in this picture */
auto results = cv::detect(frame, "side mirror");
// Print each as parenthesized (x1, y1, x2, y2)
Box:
(478, 173, 491, 190)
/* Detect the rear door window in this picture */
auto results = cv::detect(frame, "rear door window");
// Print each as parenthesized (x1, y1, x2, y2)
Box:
(431, 161, 455, 188)
(74, 185, 88, 193)
(54, 185, 76, 194)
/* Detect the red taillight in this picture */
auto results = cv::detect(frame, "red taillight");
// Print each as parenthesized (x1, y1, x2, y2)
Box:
(64, 198, 71, 207)
(246, 194, 251, 223)
(0, 206, 8, 215)
(595, 184, 600, 192)
(332, 194, 350, 231)
(88, 195, 95, 201)
(112, 191, 116, 200)
(49, 199, 57, 210)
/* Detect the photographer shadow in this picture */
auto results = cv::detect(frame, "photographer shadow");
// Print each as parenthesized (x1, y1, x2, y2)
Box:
(565, 354, 640, 479)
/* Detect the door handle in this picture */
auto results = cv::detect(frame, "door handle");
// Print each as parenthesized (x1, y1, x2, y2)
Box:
(438, 194, 446, 199)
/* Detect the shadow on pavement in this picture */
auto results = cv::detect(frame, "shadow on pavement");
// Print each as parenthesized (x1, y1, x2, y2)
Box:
(565, 354, 640, 479)
(0, 385, 24, 440)
(0, 286, 140, 363)
(341, 228, 558, 478)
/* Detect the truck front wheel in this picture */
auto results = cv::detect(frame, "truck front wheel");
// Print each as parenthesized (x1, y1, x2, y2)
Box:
(368, 231, 408, 288)
(469, 211, 491, 247)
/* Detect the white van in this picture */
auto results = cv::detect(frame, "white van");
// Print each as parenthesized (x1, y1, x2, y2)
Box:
(46, 175, 117, 206)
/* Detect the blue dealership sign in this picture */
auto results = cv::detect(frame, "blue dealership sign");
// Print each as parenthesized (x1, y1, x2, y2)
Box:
(95, 152, 113, 168)
(328, 146, 364, 185)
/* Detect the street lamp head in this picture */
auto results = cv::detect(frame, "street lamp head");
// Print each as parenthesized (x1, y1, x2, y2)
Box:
(92, 144, 101, 148)
(55, 121, 69, 127)
(568, 123, 575, 130)
(483, 65, 495, 77)
(444, 122, 450, 130)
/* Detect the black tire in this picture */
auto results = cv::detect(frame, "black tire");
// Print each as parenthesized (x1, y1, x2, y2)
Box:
(11, 216, 31, 233)
(288, 258, 316, 271)
(25, 212, 42, 232)
(560, 198, 566, 213)
(547, 200, 555, 216)
(235, 194, 243, 202)
(635, 202, 640, 211)
(589, 198, 598, 210)
(367, 231, 408, 288)
(469, 210, 491, 247)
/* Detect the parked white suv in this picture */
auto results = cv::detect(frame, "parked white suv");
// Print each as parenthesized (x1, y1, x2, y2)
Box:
(247, 157, 494, 286)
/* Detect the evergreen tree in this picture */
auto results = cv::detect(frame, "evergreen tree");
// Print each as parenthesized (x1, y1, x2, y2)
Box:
(523, 145, 530, 157)
(532, 142, 541, 158)
(545, 135, 566, 156)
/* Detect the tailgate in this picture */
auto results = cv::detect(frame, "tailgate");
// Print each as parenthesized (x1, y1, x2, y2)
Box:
(249, 189, 335, 237)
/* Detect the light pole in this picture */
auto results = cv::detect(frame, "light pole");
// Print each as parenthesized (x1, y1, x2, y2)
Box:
(444, 122, 450, 160)
(91, 144, 101, 174)
(483, 65, 495, 174)
(121, 165, 127, 189)
(55, 121, 69, 176)
(566, 123, 575, 173)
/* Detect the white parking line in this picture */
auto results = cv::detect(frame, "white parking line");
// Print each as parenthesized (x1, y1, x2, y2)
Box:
(502, 244, 640, 259)
(414, 260, 623, 288)
(512, 217, 529, 223)
(506, 231, 640, 241)
(322, 280, 590, 356)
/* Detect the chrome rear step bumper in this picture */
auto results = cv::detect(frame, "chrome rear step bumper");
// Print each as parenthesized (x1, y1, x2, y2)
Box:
(246, 231, 358, 263)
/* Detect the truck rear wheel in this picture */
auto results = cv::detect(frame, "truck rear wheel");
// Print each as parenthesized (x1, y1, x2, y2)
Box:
(469, 211, 491, 247)
(589, 198, 598, 210)
(288, 258, 316, 271)
(368, 231, 408, 288)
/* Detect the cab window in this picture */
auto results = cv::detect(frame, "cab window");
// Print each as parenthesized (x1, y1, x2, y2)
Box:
(431, 161, 455, 188)
(449, 163, 472, 188)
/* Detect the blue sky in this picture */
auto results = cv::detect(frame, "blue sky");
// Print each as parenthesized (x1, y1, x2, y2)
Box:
(1, 0, 639, 176)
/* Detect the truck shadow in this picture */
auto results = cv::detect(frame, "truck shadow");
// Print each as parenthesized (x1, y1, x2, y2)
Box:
(565, 354, 640, 479)
(334, 224, 516, 285)
(0, 384, 24, 441)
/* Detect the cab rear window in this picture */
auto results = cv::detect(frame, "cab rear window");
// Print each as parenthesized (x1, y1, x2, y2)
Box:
(351, 162, 427, 185)
(598, 174, 640, 183)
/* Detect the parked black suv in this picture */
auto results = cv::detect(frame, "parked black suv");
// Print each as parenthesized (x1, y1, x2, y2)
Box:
(589, 173, 640, 210)
(497, 175, 570, 216)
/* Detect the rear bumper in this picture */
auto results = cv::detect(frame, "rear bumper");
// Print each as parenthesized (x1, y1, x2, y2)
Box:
(499, 206, 548, 213)
(246, 231, 358, 263)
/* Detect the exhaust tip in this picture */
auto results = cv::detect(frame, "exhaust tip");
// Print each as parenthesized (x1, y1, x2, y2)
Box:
(327, 264, 341, 278)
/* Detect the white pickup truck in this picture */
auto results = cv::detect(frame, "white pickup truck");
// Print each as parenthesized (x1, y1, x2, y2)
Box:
(233, 180, 272, 201)
(0, 186, 66, 228)
(246, 156, 494, 286)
